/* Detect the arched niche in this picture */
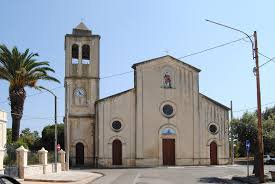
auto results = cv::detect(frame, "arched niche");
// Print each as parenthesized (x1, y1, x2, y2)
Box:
(161, 66, 175, 88)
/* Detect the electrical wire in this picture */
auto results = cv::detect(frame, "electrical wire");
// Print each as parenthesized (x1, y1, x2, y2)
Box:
(258, 52, 275, 68)
(0, 35, 251, 105)
(1, 35, 275, 118)
(233, 101, 275, 113)
(178, 37, 249, 59)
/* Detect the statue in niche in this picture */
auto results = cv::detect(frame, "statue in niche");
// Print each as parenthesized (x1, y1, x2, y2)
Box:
(163, 72, 172, 88)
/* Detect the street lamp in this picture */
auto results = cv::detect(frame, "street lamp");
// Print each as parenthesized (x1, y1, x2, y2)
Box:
(43, 88, 58, 173)
(206, 19, 264, 183)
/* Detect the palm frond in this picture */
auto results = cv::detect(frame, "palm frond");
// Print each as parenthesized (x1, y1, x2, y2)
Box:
(0, 44, 60, 90)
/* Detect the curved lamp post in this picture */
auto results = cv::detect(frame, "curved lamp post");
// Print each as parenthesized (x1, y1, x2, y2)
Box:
(43, 88, 58, 173)
(206, 19, 264, 183)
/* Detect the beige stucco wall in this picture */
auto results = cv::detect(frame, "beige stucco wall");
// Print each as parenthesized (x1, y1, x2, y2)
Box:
(199, 94, 230, 165)
(0, 110, 7, 172)
(95, 56, 230, 167)
(96, 89, 136, 167)
(0, 110, 7, 149)
(135, 56, 200, 166)
(68, 118, 94, 166)
(64, 26, 100, 167)
(65, 34, 100, 115)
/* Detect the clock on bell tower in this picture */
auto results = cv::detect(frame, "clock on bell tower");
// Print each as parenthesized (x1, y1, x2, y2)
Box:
(64, 22, 100, 167)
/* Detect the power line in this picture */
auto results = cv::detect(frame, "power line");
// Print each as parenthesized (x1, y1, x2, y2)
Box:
(178, 36, 251, 59)
(0, 36, 251, 105)
(3, 109, 64, 120)
(233, 101, 275, 113)
(258, 52, 275, 68)
(1, 35, 274, 110)
(101, 71, 133, 79)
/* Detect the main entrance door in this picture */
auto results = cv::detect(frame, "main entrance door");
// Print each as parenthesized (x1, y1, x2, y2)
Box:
(210, 141, 218, 165)
(75, 142, 84, 165)
(112, 139, 122, 165)
(162, 139, 175, 165)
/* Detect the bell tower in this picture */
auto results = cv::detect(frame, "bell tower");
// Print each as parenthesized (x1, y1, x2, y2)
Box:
(64, 22, 100, 167)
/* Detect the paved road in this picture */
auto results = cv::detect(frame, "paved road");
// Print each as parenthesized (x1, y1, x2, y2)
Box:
(90, 166, 240, 184)
(90, 165, 275, 184)
(18, 164, 275, 184)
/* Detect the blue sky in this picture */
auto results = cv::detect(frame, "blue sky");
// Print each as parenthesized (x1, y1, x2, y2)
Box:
(0, 0, 275, 133)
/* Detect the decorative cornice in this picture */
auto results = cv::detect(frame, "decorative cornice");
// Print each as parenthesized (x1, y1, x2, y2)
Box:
(65, 76, 99, 80)
(68, 114, 95, 118)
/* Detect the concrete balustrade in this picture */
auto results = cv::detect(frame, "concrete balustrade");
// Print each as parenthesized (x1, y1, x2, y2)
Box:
(15, 146, 66, 178)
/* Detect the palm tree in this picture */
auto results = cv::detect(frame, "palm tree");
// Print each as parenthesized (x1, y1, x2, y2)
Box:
(0, 44, 60, 141)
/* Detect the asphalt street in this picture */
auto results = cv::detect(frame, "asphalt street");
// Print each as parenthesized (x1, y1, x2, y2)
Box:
(90, 165, 275, 184)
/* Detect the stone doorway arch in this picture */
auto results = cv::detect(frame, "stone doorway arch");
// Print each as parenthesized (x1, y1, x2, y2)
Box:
(159, 127, 177, 166)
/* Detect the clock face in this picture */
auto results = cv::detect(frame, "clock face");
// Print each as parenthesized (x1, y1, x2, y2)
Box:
(74, 88, 85, 97)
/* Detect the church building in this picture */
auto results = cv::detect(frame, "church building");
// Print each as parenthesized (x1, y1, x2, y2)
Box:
(64, 23, 230, 168)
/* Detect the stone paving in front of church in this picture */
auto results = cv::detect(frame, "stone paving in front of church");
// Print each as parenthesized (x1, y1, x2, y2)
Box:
(19, 170, 102, 184)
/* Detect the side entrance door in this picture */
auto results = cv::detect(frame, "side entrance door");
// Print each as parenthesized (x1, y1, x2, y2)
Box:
(75, 143, 84, 165)
(163, 139, 175, 165)
(112, 139, 122, 165)
(210, 141, 218, 165)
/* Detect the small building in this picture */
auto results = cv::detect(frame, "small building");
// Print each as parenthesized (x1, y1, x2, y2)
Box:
(0, 109, 7, 173)
(64, 22, 230, 168)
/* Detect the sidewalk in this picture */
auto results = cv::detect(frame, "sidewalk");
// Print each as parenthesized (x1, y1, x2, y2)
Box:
(19, 170, 103, 184)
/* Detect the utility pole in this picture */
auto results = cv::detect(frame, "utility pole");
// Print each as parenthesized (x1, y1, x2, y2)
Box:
(205, 20, 265, 183)
(230, 101, 234, 165)
(253, 31, 264, 183)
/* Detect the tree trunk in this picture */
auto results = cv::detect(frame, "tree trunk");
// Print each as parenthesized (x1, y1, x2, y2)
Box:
(9, 87, 26, 142)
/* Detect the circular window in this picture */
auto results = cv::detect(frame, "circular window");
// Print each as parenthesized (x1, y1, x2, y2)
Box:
(209, 124, 218, 134)
(163, 104, 173, 116)
(112, 121, 122, 131)
(160, 102, 176, 118)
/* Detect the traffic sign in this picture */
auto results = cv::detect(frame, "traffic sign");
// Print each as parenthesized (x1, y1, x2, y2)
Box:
(246, 140, 250, 152)
(56, 144, 61, 151)
(245, 140, 251, 177)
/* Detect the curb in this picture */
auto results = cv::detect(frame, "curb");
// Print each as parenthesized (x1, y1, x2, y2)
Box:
(24, 178, 76, 183)
(22, 172, 103, 183)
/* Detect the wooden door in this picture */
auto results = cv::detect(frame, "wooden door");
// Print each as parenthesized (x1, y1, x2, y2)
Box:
(112, 139, 122, 165)
(76, 143, 84, 165)
(163, 139, 175, 165)
(210, 141, 218, 165)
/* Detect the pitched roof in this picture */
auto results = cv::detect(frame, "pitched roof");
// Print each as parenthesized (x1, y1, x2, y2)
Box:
(96, 88, 135, 104)
(72, 22, 92, 36)
(132, 55, 201, 72)
(199, 93, 230, 110)
(74, 22, 90, 30)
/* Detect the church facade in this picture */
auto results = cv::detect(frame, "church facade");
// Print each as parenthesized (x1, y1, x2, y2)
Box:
(64, 23, 230, 168)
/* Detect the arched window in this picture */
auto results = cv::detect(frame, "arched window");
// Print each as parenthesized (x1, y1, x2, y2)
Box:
(72, 44, 79, 64)
(82, 44, 90, 64)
